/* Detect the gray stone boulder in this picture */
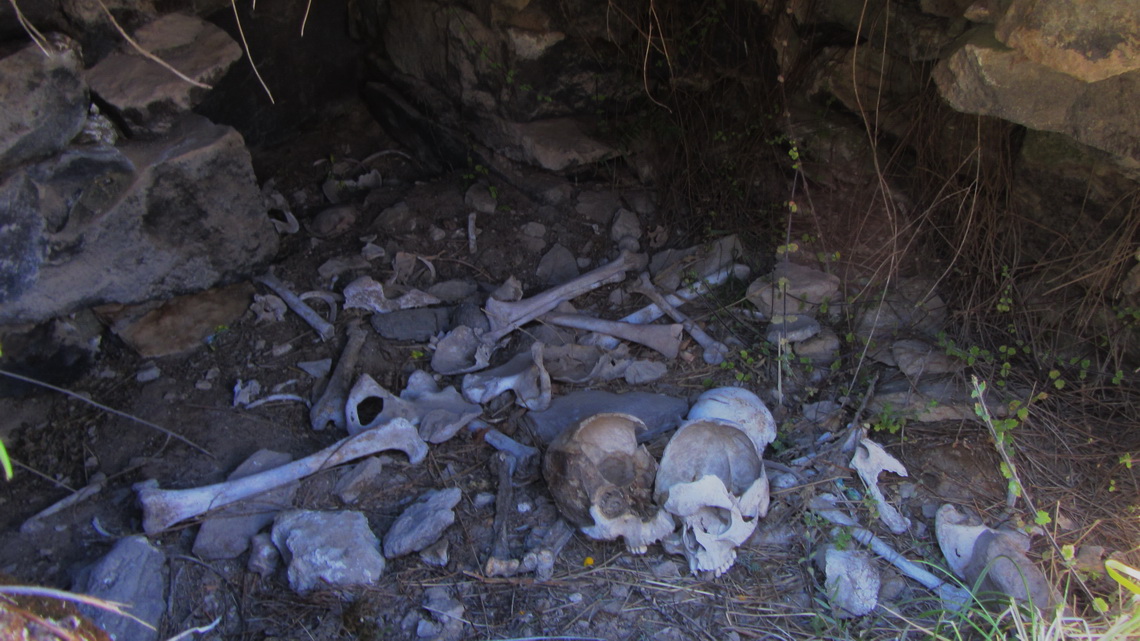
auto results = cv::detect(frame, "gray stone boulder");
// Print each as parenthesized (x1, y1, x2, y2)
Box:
(934, 27, 1140, 162)
(86, 13, 244, 137)
(272, 510, 387, 593)
(0, 114, 278, 325)
(995, 0, 1140, 83)
(0, 37, 87, 171)
(75, 535, 167, 641)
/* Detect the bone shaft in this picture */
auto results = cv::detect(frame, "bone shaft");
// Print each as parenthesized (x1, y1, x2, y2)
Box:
(139, 430, 375, 534)
(310, 321, 367, 431)
(635, 273, 727, 364)
(542, 313, 681, 359)
(256, 271, 336, 341)
(591, 265, 740, 349)
(490, 452, 514, 560)
(848, 525, 947, 592)
(484, 429, 538, 467)
(484, 251, 642, 342)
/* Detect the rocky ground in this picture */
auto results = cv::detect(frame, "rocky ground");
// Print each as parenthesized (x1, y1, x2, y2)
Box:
(1, 96, 1137, 641)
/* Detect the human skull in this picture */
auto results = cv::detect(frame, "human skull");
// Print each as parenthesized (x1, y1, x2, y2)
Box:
(655, 418, 770, 576)
(543, 413, 674, 553)
(686, 387, 776, 454)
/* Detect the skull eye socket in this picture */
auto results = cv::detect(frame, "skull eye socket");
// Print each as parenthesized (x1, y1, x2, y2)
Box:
(597, 454, 635, 486)
(596, 486, 629, 519)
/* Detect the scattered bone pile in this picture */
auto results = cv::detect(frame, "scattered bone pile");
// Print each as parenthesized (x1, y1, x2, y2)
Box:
(116, 221, 1060, 624)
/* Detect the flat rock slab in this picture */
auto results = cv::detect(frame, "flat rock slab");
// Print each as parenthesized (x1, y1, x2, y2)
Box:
(746, 262, 840, 317)
(0, 114, 278, 325)
(526, 389, 688, 445)
(86, 13, 243, 137)
(98, 282, 255, 358)
(272, 510, 386, 593)
(76, 535, 167, 641)
(193, 449, 297, 560)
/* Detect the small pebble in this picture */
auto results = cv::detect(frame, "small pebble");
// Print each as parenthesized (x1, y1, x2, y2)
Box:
(473, 492, 496, 509)
(568, 592, 583, 603)
(136, 364, 161, 383)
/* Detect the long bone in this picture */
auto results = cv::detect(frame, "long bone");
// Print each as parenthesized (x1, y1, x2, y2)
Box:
(310, 320, 368, 431)
(587, 264, 747, 350)
(135, 417, 428, 535)
(255, 270, 336, 341)
(633, 272, 729, 365)
(541, 313, 682, 359)
(483, 250, 646, 344)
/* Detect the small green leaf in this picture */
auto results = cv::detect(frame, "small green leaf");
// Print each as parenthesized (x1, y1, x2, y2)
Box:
(0, 439, 12, 481)
(1106, 559, 1140, 596)
(1034, 510, 1051, 526)
(1061, 544, 1075, 561)
(1093, 597, 1110, 613)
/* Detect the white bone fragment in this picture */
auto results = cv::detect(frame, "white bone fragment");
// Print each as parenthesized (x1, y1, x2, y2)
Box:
(135, 418, 427, 535)
(232, 379, 261, 407)
(483, 428, 539, 474)
(310, 321, 368, 431)
(255, 270, 336, 341)
(251, 294, 287, 324)
(483, 250, 646, 344)
(851, 438, 911, 534)
(343, 275, 441, 314)
(541, 312, 682, 359)
(430, 325, 495, 375)
(633, 272, 728, 365)
(299, 290, 341, 323)
(462, 342, 551, 411)
(467, 212, 478, 254)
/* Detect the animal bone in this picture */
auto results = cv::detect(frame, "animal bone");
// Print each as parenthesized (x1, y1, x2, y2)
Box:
(851, 438, 911, 534)
(430, 325, 495, 375)
(809, 494, 971, 609)
(483, 250, 646, 344)
(935, 504, 1062, 611)
(521, 518, 574, 582)
(343, 275, 440, 314)
(541, 312, 682, 359)
(587, 263, 749, 349)
(483, 428, 539, 475)
(255, 270, 336, 341)
(310, 320, 368, 431)
(543, 413, 674, 554)
(633, 272, 728, 365)
(462, 342, 552, 411)
(135, 417, 427, 535)
(485, 452, 521, 577)
(345, 371, 480, 443)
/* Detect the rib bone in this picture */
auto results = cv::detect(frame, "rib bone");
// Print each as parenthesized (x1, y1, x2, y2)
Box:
(255, 270, 336, 341)
(483, 250, 646, 344)
(542, 313, 682, 359)
(633, 272, 729, 365)
(135, 417, 428, 535)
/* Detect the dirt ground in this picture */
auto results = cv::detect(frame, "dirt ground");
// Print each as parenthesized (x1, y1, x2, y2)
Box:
(2, 97, 1138, 641)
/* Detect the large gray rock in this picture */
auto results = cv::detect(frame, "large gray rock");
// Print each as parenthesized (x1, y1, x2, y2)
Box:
(0, 37, 87, 171)
(86, 13, 243, 137)
(995, 0, 1140, 83)
(272, 510, 387, 593)
(933, 27, 1140, 162)
(0, 114, 278, 324)
(76, 535, 167, 641)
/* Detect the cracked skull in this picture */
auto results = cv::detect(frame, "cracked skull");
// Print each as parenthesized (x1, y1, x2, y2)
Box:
(655, 418, 770, 577)
(543, 413, 673, 553)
